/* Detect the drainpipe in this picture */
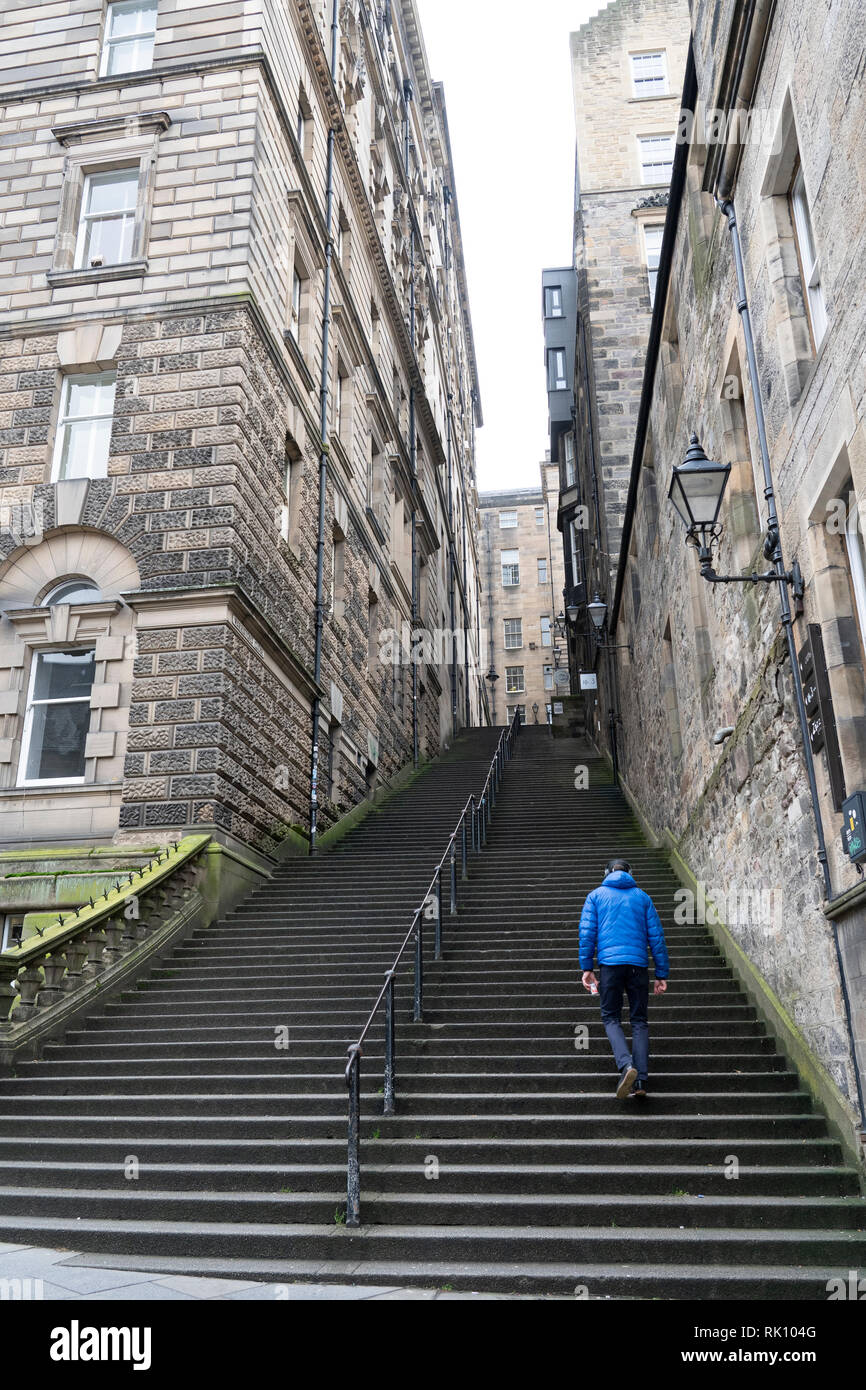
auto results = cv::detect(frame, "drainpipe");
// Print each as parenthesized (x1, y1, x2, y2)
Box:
(461, 405, 471, 729)
(484, 516, 496, 724)
(719, 198, 830, 900)
(578, 313, 619, 761)
(309, 0, 340, 856)
(719, 198, 866, 1132)
(404, 77, 420, 769)
(579, 314, 604, 582)
(447, 404, 458, 725)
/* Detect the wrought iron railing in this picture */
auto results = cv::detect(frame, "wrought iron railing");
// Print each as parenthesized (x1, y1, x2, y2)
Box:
(344, 713, 521, 1226)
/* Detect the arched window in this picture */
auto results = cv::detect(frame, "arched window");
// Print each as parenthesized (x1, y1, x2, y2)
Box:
(41, 579, 101, 606)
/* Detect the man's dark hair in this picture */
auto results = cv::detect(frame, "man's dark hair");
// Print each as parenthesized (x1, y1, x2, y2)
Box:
(605, 859, 632, 875)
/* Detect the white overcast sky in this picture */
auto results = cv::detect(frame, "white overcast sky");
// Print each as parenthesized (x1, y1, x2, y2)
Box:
(417, 0, 612, 492)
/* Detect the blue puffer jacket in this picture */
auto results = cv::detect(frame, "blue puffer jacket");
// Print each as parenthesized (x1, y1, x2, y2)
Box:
(579, 872, 670, 978)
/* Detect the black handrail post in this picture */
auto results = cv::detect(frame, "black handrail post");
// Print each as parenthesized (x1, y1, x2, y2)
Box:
(461, 813, 468, 880)
(434, 866, 443, 960)
(383, 971, 396, 1116)
(490, 766, 497, 809)
(346, 1044, 361, 1227)
(471, 797, 478, 854)
(450, 843, 458, 915)
(413, 914, 423, 1022)
(481, 793, 488, 847)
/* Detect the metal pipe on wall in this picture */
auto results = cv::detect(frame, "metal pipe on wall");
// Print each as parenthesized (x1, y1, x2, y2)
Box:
(309, 0, 340, 856)
(404, 77, 420, 768)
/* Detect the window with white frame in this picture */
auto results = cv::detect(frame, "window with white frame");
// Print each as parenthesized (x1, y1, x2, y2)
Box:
(564, 433, 575, 487)
(281, 452, 303, 548)
(43, 580, 101, 606)
(548, 348, 568, 391)
(334, 362, 352, 450)
(1, 913, 25, 953)
(644, 224, 665, 306)
(52, 373, 116, 482)
(538, 557, 548, 585)
(507, 705, 526, 726)
(501, 549, 520, 587)
(535, 506, 545, 527)
(540, 615, 552, 648)
(290, 264, 304, 338)
(100, 0, 158, 77)
(75, 168, 139, 269)
(499, 509, 518, 529)
(505, 666, 525, 695)
(544, 285, 564, 318)
(18, 649, 96, 786)
(843, 481, 866, 659)
(544, 666, 554, 692)
(504, 618, 523, 650)
(569, 520, 584, 588)
(630, 51, 668, 97)
(638, 134, 675, 185)
(790, 164, 827, 348)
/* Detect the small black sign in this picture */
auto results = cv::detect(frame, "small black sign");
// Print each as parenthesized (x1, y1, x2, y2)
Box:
(797, 625, 846, 810)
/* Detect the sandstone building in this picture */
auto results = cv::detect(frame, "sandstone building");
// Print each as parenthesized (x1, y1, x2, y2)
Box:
(566, 0, 690, 604)
(559, 0, 866, 1156)
(0, 0, 486, 883)
(478, 463, 567, 727)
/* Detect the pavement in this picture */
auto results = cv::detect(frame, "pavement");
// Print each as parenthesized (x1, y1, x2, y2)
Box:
(0, 1242, 536, 1300)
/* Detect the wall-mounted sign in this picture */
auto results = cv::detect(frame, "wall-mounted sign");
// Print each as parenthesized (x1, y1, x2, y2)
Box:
(554, 669, 571, 689)
(579, 672, 598, 692)
(798, 624, 845, 810)
(841, 792, 866, 865)
(553, 702, 564, 715)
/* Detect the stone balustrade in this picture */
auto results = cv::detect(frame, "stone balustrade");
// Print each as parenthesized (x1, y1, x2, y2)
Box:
(0, 836, 210, 1040)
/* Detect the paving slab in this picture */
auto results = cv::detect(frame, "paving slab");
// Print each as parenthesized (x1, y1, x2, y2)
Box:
(0, 1243, 532, 1300)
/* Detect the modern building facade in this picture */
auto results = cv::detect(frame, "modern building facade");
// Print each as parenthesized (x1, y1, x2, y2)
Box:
(0, 0, 486, 871)
(576, 0, 866, 1153)
(478, 464, 567, 727)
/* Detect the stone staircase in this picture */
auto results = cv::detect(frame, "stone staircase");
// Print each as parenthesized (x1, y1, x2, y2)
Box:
(0, 724, 863, 1298)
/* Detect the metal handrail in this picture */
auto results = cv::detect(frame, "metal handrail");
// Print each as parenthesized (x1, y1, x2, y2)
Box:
(344, 712, 522, 1226)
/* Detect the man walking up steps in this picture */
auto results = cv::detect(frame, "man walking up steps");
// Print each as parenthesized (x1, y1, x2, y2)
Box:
(579, 859, 670, 1100)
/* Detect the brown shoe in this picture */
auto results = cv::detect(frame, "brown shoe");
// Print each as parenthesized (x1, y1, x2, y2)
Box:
(616, 1066, 638, 1100)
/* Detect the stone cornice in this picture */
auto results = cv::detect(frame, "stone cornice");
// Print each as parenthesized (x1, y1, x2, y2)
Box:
(632, 191, 670, 214)
(121, 585, 324, 704)
(52, 111, 172, 145)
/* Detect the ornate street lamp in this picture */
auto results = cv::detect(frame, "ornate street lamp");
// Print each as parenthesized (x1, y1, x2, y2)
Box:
(587, 592, 632, 657)
(587, 593, 607, 633)
(669, 434, 803, 597)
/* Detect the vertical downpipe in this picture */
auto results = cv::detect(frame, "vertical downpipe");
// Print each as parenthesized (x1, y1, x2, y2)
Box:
(461, 408, 471, 728)
(310, 0, 340, 856)
(447, 406, 458, 726)
(404, 78, 420, 769)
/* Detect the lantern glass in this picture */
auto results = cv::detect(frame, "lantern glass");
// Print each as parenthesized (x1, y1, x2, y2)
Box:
(668, 435, 731, 533)
(587, 595, 607, 631)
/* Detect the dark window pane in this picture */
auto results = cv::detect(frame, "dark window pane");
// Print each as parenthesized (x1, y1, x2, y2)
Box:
(32, 650, 95, 702)
(25, 701, 91, 781)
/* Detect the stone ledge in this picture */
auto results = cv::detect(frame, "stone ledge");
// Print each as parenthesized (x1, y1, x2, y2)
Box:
(46, 262, 149, 289)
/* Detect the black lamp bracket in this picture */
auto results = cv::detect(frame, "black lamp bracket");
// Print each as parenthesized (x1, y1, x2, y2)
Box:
(689, 525, 804, 605)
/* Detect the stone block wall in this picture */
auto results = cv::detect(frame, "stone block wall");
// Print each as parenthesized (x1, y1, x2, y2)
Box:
(603, 0, 866, 1110)
(0, 2, 485, 854)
